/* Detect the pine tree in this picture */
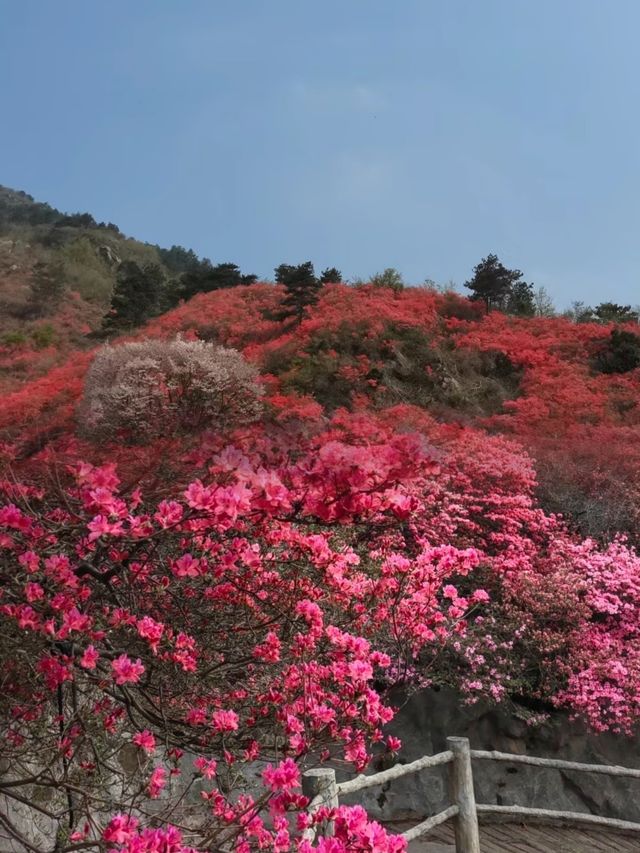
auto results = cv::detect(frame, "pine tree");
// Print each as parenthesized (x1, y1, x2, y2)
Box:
(274, 261, 322, 323)
(180, 262, 257, 301)
(465, 254, 526, 312)
(505, 281, 536, 316)
(319, 267, 342, 284)
(103, 261, 165, 330)
(593, 303, 639, 324)
(593, 328, 640, 374)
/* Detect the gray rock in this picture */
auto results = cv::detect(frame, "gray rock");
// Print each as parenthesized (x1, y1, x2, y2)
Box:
(344, 687, 640, 824)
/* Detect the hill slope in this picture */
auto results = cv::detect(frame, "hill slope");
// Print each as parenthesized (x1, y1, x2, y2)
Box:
(0, 185, 215, 392)
(5, 189, 640, 852)
(2, 271, 640, 542)
(3, 185, 640, 543)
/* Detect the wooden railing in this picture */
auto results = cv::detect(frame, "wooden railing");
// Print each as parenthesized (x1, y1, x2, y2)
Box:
(302, 736, 640, 852)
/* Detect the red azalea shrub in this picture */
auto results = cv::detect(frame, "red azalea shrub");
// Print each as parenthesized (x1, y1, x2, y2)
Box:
(0, 420, 482, 850)
(5, 282, 640, 544)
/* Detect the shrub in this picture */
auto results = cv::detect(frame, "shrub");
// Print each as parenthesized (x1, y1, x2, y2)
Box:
(0, 329, 28, 347)
(266, 321, 522, 416)
(370, 267, 404, 292)
(31, 323, 57, 349)
(592, 328, 640, 375)
(79, 338, 263, 442)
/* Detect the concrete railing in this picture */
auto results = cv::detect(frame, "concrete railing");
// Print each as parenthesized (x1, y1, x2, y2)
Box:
(302, 736, 640, 852)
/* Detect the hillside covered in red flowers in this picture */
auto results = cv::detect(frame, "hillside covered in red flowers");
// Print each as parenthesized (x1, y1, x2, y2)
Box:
(4, 228, 640, 850)
(5, 280, 640, 543)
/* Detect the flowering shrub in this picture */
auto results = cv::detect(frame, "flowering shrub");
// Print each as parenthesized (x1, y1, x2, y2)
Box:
(4, 403, 640, 848)
(0, 418, 487, 850)
(552, 539, 640, 733)
(79, 337, 263, 442)
(5, 281, 640, 542)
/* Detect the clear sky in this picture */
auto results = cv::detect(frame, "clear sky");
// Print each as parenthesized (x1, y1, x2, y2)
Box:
(1, 0, 639, 307)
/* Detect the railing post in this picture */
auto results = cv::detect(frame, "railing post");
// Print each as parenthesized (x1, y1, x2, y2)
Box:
(447, 737, 480, 853)
(302, 768, 339, 837)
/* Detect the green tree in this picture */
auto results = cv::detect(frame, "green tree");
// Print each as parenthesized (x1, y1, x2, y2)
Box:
(274, 261, 322, 323)
(157, 244, 205, 275)
(103, 261, 165, 330)
(593, 302, 639, 324)
(370, 267, 404, 292)
(26, 260, 66, 317)
(505, 280, 536, 316)
(180, 262, 257, 301)
(593, 328, 640, 374)
(319, 267, 342, 284)
(464, 254, 527, 312)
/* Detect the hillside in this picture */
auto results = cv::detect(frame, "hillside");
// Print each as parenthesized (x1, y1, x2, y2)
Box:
(4, 185, 640, 549)
(4, 187, 640, 851)
(3, 266, 640, 542)
(0, 185, 247, 394)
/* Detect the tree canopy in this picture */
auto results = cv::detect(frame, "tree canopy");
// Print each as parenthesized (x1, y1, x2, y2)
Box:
(465, 253, 530, 313)
(103, 261, 166, 330)
(274, 261, 324, 323)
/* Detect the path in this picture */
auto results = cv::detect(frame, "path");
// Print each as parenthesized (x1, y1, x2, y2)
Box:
(390, 820, 640, 852)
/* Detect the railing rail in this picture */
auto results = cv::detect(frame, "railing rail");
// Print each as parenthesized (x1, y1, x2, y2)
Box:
(336, 749, 453, 795)
(402, 804, 459, 842)
(303, 736, 640, 851)
(470, 748, 640, 779)
(476, 804, 640, 834)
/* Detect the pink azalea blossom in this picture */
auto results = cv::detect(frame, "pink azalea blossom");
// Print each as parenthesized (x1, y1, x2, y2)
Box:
(148, 766, 167, 798)
(111, 654, 145, 685)
(262, 758, 300, 793)
(211, 709, 239, 732)
(79, 645, 99, 670)
(133, 729, 156, 754)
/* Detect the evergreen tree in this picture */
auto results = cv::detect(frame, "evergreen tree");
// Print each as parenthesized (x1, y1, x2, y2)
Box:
(593, 302, 639, 324)
(274, 261, 322, 323)
(505, 280, 536, 316)
(319, 267, 342, 284)
(207, 262, 257, 289)
(180, 262, 257, 301)
(565, 302, 639, 325)
(26, 260, 66, 317)
(157, 244, 204, 275)
(593, 328, 640, 374)
(103, 261, 165, 330)
(465, 254, 526, 312)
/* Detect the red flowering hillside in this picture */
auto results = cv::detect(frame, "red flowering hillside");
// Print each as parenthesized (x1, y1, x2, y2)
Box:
(4, 282, 640, 539)
(4, 273, 640, 851)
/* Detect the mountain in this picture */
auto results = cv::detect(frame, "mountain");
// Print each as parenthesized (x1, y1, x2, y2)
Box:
(0, 185, 215, 391)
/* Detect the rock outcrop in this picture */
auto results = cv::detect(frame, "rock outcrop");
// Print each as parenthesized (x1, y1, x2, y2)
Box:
(341, 687, 640, 824)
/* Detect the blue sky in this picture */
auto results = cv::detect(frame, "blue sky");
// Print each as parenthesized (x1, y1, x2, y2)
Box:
(1, 0, 640, 307)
